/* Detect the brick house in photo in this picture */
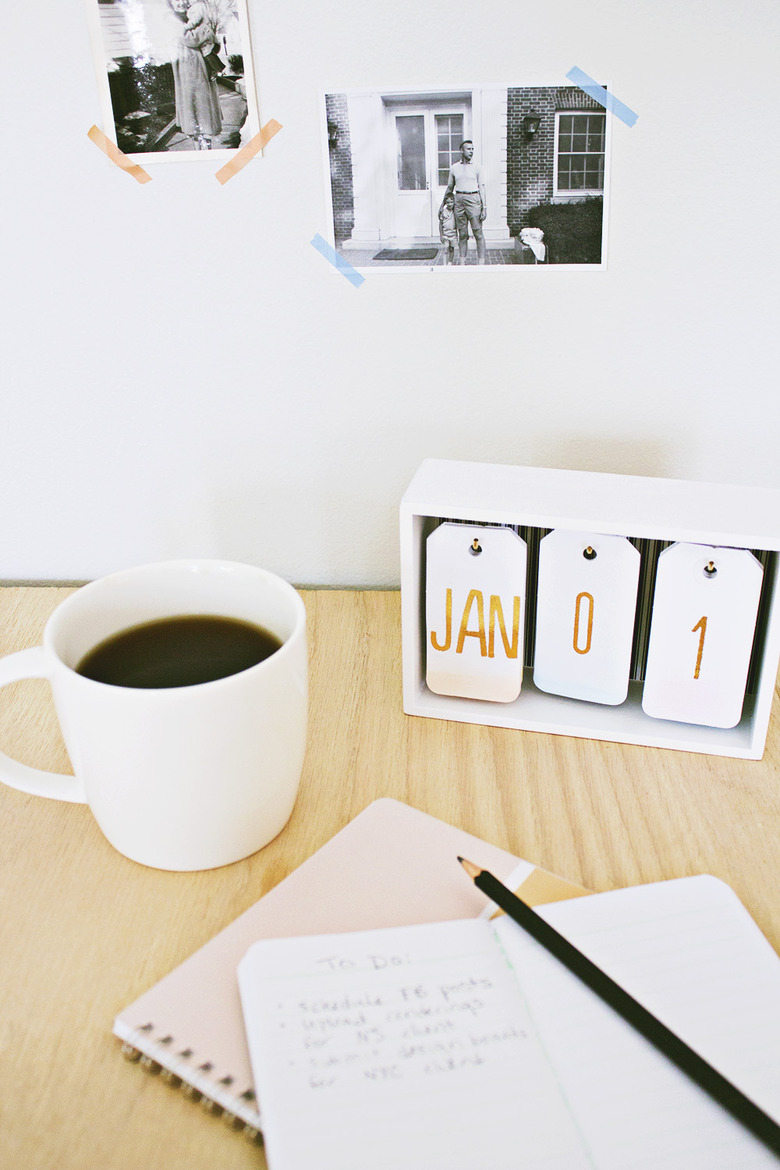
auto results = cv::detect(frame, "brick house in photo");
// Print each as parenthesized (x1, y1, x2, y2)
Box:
(325, 84, 606, 264)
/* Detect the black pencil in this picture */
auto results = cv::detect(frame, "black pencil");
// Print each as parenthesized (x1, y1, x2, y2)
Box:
(457, 856, 780, 1158)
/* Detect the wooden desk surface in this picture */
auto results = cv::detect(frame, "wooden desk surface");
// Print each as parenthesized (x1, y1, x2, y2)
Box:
(2, 586, 780, 1169)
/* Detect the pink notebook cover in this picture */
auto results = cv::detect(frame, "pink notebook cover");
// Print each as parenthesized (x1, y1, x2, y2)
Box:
(113, 799, 586, 1133)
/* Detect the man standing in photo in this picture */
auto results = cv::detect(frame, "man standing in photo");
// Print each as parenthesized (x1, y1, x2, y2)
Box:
(441, 140, 487, 265)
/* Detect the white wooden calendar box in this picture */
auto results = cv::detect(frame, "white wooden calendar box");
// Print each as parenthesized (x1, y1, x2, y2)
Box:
(400, 459, 780, 759)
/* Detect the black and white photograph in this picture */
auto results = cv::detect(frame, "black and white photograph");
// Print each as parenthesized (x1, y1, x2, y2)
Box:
(322, 82, 610, 269)
(85, 0, 260, 160)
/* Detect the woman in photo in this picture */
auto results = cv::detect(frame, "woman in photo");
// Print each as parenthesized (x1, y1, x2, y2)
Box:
(168, 0, 223, 150)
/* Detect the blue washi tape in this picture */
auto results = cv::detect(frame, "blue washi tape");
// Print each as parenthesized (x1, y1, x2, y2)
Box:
(311, 234, 365, 287)
(566, 67, 638, 127)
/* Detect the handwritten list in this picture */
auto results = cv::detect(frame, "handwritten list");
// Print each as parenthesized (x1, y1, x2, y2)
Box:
(239, 918, 592, 1169)
(292, 953, 524, 1089)
(239, 881, 780, 1170)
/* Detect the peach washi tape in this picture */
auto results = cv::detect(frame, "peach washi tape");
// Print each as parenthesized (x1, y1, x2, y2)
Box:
(87, 125, 152, 184)
(215, 119, 282, 185)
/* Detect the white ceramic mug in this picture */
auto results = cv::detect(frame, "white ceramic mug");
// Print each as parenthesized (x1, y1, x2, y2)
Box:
(0, 560, 307, 871)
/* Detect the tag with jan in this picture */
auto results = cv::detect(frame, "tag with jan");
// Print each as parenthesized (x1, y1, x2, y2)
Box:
(426, 524, 527, 702)
(642, 543, 764, 728)
(533, 530, 641, 705)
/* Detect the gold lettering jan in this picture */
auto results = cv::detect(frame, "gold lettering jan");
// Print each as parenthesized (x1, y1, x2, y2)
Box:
(456, 589, 487, 657)
(488, 595, 520, 659)
(430, 588, 453, 652)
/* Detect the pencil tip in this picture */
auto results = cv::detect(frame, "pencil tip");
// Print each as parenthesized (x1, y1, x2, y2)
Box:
(458, 857, 480, 879)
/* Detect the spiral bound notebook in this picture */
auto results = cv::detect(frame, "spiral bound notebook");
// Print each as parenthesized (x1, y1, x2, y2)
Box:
(113, 798, 588, 1136)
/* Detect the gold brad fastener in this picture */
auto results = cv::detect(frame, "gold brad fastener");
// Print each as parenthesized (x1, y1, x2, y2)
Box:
(583, 546, 597, 560)
(469, 538, 483, 556)
(704, 560, 717, 578)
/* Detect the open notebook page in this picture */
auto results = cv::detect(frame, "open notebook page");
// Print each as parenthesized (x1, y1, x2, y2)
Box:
(239, 876, 780, 1170)
(506, 875, 780, 1169)
(239, 916, 595, 1170)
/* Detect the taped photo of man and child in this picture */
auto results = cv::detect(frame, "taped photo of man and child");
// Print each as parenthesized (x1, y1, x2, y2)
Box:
(323, 85, 609, 269)
(85, 0, 259, 159)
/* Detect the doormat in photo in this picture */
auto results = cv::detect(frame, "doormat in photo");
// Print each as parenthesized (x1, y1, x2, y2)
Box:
(373, 248, 439, 260)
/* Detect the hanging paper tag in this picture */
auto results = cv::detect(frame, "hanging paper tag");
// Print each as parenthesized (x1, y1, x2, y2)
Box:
(533, 530, 641, 705)
(642, 543, 763, 728)
(426, 524, 527, 702)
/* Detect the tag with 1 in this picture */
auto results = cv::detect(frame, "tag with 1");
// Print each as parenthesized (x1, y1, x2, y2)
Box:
(641, 543, 764, 729)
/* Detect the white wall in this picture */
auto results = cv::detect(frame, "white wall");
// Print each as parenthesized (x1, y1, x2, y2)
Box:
(4, 0, 779, 585)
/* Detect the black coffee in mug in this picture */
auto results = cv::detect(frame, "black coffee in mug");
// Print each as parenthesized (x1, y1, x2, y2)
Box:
(76, 614, 283, 689)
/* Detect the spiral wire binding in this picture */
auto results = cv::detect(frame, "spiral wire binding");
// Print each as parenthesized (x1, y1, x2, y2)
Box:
(119, 1022, 263, 1143)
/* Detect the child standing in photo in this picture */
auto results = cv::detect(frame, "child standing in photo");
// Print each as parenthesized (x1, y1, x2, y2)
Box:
(438, 193, 457, 265)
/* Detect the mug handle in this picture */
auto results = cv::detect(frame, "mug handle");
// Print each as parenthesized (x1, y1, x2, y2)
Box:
(0, 647, 86, 803)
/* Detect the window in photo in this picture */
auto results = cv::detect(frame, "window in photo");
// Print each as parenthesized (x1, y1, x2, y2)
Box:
(555, 113, 606, 195)
(436, 114, 465, 185)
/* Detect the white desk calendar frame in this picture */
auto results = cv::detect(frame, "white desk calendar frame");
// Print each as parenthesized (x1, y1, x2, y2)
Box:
(400, 459, 780, 759)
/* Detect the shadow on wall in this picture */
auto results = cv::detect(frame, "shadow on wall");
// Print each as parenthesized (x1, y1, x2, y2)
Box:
(530, 438, 675, 480)
(400, 435, 674, 486)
